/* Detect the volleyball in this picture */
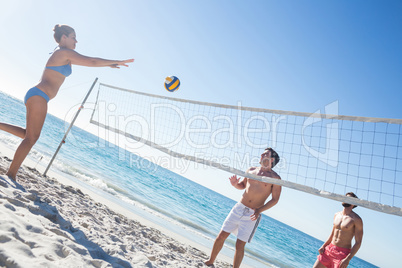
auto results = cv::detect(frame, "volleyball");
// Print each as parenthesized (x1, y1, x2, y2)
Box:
(164, 76, 180, 92)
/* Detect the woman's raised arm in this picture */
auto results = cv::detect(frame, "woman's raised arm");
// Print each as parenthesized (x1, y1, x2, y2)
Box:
(63, 49, 134, 68)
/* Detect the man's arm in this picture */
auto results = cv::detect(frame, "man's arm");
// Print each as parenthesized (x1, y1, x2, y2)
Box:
(229, 175, 247, 190)
(260, 184, 281, 212)
(339, 217, 363, 268)
(250, 183, 281, 221)
(318, 224, 335, 254)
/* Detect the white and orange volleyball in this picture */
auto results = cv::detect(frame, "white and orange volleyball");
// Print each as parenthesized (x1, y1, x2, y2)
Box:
(164, 76, 180, 92)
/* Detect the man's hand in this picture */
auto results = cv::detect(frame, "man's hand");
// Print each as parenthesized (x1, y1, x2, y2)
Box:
(250, 208, 261, 221)
(229, 175, 240, 186)
(318, 246, 325, 255)
(339, 258, 350, 268)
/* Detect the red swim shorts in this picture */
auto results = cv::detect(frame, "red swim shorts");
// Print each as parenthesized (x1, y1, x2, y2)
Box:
(317, 243, 351, 268)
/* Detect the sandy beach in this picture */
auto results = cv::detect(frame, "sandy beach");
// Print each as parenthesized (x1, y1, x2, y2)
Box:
(0, 153, 232, 268)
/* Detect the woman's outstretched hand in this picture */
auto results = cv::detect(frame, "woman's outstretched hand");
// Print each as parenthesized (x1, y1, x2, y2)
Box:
(110, 59, 134, 68)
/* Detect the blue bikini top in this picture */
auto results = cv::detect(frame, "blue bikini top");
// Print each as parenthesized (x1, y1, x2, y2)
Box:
(46, 63, 72, 77)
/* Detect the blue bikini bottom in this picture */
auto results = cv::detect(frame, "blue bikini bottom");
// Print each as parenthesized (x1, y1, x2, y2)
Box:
(24, 87, 50, 104)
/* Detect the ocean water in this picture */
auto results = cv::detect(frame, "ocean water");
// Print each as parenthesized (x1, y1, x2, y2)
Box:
(0, 90, 377, 268)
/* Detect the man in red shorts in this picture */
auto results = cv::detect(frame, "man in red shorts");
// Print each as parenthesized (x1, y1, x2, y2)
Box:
(313, 192, 363, 268)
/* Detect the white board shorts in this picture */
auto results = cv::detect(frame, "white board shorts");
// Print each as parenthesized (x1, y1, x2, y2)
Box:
(221, 202, 262, 243)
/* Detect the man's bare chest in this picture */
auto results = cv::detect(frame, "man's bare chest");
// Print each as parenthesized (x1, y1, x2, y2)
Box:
(334, 215, 355, 231)
(246, 180, 272, 193)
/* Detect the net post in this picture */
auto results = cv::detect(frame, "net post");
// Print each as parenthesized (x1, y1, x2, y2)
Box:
(43, 77, 98, 177)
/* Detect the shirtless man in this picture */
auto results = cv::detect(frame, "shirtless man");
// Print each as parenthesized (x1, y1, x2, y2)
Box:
(313, 192, 363, 268)
(205, 148, 281, 268)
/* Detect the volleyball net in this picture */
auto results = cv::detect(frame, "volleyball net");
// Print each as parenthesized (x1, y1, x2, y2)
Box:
(90, 83, 402, 216)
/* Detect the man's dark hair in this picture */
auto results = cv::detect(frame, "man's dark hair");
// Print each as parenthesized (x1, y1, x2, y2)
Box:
(265, 147, 280, 168)
(346, 192, 358, 198)
(346, 192, 358, 208)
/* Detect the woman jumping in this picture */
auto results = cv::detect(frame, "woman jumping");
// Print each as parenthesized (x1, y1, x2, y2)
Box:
(0, 24, 134, 180)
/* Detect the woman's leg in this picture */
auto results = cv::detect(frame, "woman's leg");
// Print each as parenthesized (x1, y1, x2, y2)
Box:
(6, 96, 47, 179)
(0, 123, 26, 138)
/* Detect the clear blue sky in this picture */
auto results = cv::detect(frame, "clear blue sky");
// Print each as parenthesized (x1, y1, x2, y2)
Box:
(1, 1, 401, 267)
